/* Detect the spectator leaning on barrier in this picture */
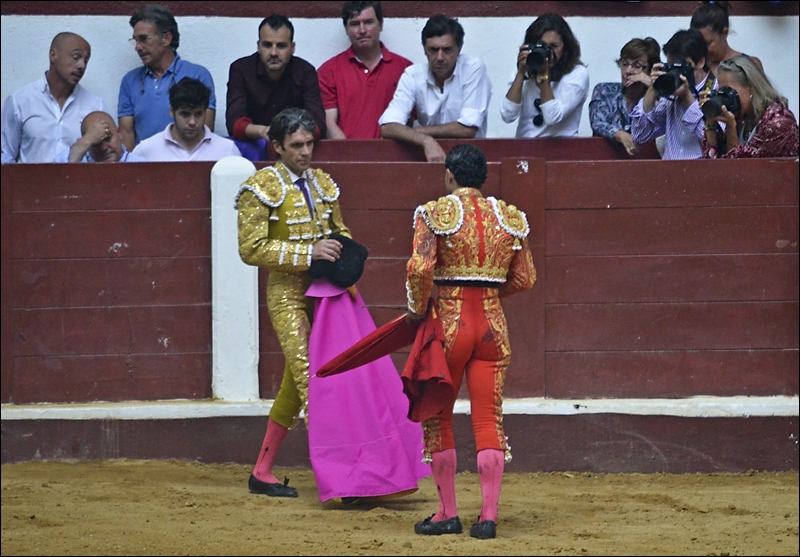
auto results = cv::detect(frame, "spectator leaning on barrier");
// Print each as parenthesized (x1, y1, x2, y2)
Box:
(378, 14, 492, 163)
(118, 4, 217, 151)
(53, 111, 145, 163)
(500, 13, 589, 139)
(589, 37, 661, 156)
(226, 13, 326, 155)
(1, 32, 105, 164)
(132, 77, 240, 162)
(629, 29, 715, 160)
(318, 1, 413, 139)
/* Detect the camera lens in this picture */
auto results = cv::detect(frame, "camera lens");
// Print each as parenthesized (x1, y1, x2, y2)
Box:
(526, 43, 551, 71)
(653, 73, 679, 97)
(701, 98, 723, 120)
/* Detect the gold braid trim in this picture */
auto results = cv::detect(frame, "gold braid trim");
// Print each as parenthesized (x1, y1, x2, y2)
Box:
(415, 195, 463, 235)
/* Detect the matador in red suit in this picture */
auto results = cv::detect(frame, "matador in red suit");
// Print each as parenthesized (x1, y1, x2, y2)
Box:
(405, 144, 536, 540)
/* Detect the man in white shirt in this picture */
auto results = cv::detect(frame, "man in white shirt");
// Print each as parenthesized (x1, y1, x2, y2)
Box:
(133, 77, 241, 162)
(1, 32, 106, 164)
(378, 15, 492, 162)
(53, 111, 145, 163)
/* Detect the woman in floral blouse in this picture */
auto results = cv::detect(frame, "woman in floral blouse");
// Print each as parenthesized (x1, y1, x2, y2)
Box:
(589, 37, 660, 156)
(702, 55, 799, 159)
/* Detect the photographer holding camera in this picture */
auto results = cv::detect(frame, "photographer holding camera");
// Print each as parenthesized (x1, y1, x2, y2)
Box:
(701, 55, 798, 159)
(500, 13, 589, 138)
(630, 29, 715, 160)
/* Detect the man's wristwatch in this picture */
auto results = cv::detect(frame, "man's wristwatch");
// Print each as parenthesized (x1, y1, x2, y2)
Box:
(535, 74, 550, 84)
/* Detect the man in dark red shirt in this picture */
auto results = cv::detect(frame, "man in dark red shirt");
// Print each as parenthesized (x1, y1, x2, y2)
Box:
(317, 2, 412, 139)
(226, 13, 326, 150)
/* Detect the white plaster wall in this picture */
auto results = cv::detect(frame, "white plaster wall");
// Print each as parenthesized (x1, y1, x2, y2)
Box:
(3, 14, 798, 139)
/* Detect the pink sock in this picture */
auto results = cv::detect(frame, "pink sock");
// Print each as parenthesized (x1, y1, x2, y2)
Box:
(431, 448, 458, 520)
(252, 418, 288, 484)
(477, 449, 504, 522)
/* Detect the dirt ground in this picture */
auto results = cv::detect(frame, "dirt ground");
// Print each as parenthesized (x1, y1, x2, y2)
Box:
(1, 459, 797, 556)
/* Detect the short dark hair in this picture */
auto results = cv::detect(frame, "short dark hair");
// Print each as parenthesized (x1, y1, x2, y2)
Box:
(268, 108, 317, 148)
(130, 4, 180, 51)
(663, 28, 708, 70)
(523, 13, 582, 82)
(169, 77, 210, 111)
(619, 37, 661, 73)
(421, 15, 464, 49)
(690, 0, 732, 35)
(341, 2, 383, 26)
(445, 144, 487, 189)
(258, 13, 294, 42)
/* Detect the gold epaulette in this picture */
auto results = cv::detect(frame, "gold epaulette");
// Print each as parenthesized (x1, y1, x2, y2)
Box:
(490, 198, 530, 239)
(308, 168, 340, 202)
(415, 195, 463, 235)
(235, 167, 285, 208)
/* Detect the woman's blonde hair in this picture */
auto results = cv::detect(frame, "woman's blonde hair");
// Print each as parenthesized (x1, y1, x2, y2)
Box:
(717, 55, 787, 123)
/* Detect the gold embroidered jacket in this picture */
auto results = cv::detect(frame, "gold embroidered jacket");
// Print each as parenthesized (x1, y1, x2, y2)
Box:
(236, 161, 351, 271)
(406, 187, 536, 314)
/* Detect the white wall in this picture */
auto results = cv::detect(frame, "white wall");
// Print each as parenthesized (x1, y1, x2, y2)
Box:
(2, 14, 798, 139)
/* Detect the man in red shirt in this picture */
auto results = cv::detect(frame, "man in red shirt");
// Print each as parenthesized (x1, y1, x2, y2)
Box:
(317, 2, 412, 139)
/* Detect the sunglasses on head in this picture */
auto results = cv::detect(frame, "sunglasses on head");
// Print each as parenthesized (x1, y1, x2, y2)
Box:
(533, 98, 544, 127)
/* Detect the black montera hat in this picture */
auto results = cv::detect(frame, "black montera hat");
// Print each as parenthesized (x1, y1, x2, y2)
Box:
(308, 234, 368, 288)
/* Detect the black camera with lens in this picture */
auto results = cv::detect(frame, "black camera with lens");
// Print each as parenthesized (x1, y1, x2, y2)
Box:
(701, 86, 741, 120)
(526, 42, 552, 72)
(653, 59, 696, 97)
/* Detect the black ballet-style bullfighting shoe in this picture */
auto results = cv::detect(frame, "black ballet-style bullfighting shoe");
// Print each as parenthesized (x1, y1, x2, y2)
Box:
(469, 518, 497, 539)
(414, 514, 463, 535)
(248, 474, 298, 497)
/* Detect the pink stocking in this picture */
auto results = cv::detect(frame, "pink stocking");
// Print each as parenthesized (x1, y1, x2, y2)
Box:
(431, 448, 458, 520)
(252, 418, 289, 484)
(477, 449, 504, 522)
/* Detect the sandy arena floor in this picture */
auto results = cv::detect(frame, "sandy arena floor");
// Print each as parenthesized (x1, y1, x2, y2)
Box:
(1, 459, 798, 556)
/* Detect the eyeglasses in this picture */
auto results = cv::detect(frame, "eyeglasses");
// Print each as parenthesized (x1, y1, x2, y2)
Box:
(129, 33, 161, 46)
(533, 98, 544, 127)
(617, 60, 647, 72)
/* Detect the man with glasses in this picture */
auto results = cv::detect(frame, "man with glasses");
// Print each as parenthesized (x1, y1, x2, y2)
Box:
(630, 29, 715, 160)
(379, 15, 491, 162)
(118, 4, 217, 151)
(2, 32, 105, 163)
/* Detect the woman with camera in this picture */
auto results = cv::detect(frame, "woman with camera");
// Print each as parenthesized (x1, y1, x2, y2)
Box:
(702, 55, 798, 158)
(500, 13, 589, 138)
(589, 37, 661, 156)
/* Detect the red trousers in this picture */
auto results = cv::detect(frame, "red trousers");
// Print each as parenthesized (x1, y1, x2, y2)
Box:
(422, 285, 511, 456)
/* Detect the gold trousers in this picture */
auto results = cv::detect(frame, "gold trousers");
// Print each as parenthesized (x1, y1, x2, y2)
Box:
(266, 271, 314, 428)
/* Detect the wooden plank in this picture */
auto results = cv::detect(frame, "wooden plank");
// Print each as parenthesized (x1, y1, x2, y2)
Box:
(545, 350, 799, 398)
(546, 206, 799, 256)
(309, 162, 501, 210)
(547, 254, 800, 304)
(12, 210, 211, 259)
(311, 138, 660, 163)
(15, 306, 212, 356)
(13, 257, 211, 308)
(501, 158, 547, 396)
(546, 301, 799, 352)
(547, 159, 799, 209)
(12, 353, 212, 404)
(11, 162, 214, 211)
(1, 166, 14, 402)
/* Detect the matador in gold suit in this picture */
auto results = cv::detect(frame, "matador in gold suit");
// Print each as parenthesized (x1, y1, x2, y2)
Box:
(406, 145, 536, 539)
(236, 108, 350, 498)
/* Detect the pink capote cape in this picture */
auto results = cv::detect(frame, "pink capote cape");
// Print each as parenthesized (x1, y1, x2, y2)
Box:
(306, 278, 430, 502)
